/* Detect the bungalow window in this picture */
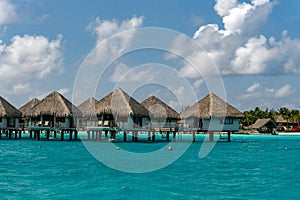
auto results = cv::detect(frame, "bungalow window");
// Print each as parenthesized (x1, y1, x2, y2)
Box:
(133, 117, 142, 128)
(220, 118, 234, 124)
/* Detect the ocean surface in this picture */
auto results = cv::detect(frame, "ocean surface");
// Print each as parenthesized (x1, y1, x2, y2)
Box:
(0, 134, 299, 199)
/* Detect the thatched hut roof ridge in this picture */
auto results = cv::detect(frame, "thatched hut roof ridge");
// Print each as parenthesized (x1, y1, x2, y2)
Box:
(95, 88, 149, 117)
(0, 96, 22, 117)
(141, 95, 179, 119)
(78, 97, 98, 117)
(25, 91, 82, 117)
(19, 98, 40, 115)
(181, 93, 244, 119)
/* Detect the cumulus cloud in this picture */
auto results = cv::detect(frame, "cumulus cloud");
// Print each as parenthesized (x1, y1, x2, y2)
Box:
(274, 84, 293, 98)
(0, 34, 63, 82)
(0, 0, 18, 24)
(178, 0, 300, 77)
(246, 82, 260, 93)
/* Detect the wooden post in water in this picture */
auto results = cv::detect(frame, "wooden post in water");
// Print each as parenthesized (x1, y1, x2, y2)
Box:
(91, 131, 95, 140)
(8, 130, 12, 139)
(123, 131, 127, 142)
(166, 132, 170, 141)
(46, 130, 50, 140)
(131, 131, 135, 142)
(192, 132, 196, 142)
(152, 131, 155, 142)
(69, 131, 73, 141)
(54, 130, 57, 139)
(173, 132, 176, 141)
(87, 130, 90, 140)
(14, 130, 18, 139)
(209, 131, 214, 142)
(36, 130, 40, 141)
(148, 131, 151, 141)
(61, 130, 64, 141)
(19, 130, 22, 139)
(97, 131, 102, 142)
(227, 132, 231, 142)
(74, 130, 78, 140)
(29, 130, 32, 139)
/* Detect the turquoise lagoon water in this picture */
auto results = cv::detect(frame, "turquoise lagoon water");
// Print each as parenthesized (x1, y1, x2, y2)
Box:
(0, 135, 299, 199)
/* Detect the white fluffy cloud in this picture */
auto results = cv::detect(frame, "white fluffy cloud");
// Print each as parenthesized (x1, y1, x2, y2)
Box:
(181, 0, 300, 77)
(274, 84, 293, 98)
(0, 0, 18, 24)
(0, 34, 63, 82)
(246, 82, 260, 93)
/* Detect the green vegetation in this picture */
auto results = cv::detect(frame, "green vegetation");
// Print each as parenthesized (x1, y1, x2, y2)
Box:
(241, 107, 300, 127)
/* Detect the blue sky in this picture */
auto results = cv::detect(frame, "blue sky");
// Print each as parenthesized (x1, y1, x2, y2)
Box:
(0, 0, 300, 112)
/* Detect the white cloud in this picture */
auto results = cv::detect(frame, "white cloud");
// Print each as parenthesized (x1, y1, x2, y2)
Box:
(246, 82, 260, 93)
(0, 34, 63, 83)
(176, 0, 300, 76)
(274, 84, 293, 98)
(193, 79, 204, 89)
(0, 0, 18, 24)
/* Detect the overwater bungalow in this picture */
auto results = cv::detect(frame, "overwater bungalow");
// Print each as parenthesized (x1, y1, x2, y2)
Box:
(19, 98, 40, 128)
(77, 97, 98, 129)
(251, 118, 277, 133)
(180, 93, 244, 141)
(94, 88, 149, 131)
(0, 96, 22, 129)
(141, 95, 179, 132)
(24, 91, 82, 128)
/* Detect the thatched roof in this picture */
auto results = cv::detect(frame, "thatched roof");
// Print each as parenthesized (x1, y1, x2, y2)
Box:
(25, 91, 82, 117)
(0, 96, 22, 117)
(95, 88, 149, 117)
(141, 95, 179, 119)
(274, 115, 287, 123)
(19, 98, 40, 115)
(77, 97, 98, 117)
(181, 93, 244, 119)
(251, 118, 277, 129)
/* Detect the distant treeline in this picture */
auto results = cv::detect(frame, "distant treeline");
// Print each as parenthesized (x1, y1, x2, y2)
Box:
(241, 107, 300, 126)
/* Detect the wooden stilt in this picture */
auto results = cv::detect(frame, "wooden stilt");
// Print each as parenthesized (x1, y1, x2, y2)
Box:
(29, 130, 32, 139)
(46, 130, 50, 140)
(69, 131, 73, 141)
(61, 130, 64, 141)
(148, 131, 151, 141)
(18, 131, 22, 139)
(132, 131, 135, 142)
(135, 131, 138, 142)
(54, 131, 57, 139)
(97, 131, 102, 142)
(105, 131, 108, 139)
(14, 131, 18, 139)
(87, 130, 90, 140)
(166, 132, 170, 141)
(36, 130, 40, 141)
(192, 132, 195, 142)
(209, 131, 214, 142)
(91, 131, 95, 140)
(123, 131, 127, 142)
(228, 132, 231, 142)
(74, 130, 78, 140)
(152, 131, 155, 142)
(8, 130, 12, 139)
(173, 132, 176, 141)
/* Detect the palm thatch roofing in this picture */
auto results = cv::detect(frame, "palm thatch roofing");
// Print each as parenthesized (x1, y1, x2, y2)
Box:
(19, 98, 40, 115)
(0, 96, 22, 117)
(95, 88, 149, 117)
(141, 95, 179, 119)
(251, 118, 277, 129)
(25, 91, 82, 117)
(274, 115, 288, 123)
(78, 97, 98, 117)
(180, 93, 244, 119)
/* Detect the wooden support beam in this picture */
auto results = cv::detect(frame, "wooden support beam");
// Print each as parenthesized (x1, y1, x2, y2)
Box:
(228, 132, 231, 142)
(148, 131, 151, 141)
(69, 131, 73, 141)
(18, 131, 22, 139)
(152, 132, 155, 142)
(173, 132, 176, 141)
(97, 131, 102, 142)
(54, 131, 57, 139)
(74, 130, 78, 140)
(87, 130, 90, 140)
(61, 130, 64, 141)
(192, 132, 195, 142)
(123, 131, 127, 142)
(209, 131, 214, 142)
(14, 131, 18, 139)
(132, 131, 135, 142)
(29, 131, 32, 139)
(166, 132, 170, 141)
(46, 130, 50, 140)
(8, 130, 12, 139)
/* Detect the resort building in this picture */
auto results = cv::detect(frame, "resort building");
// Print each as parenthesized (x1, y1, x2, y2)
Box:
(0, 96, 22, 129)
(94, 88, 149, 131)
(251, 118, 277, 133)
(24, 91, 82, 128)
(180, 93, 244, 132)
(19, 98, 40, 128)
(141, 95, 179, 132)
(77, 97, 98, 129)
